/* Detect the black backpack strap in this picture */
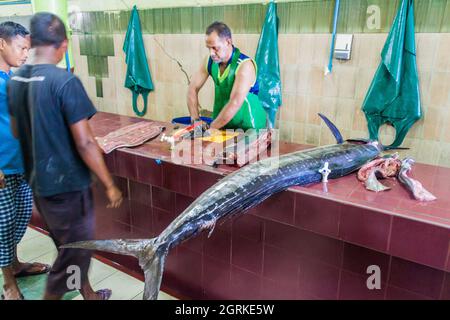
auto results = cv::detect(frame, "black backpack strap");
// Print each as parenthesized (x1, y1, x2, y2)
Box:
(207, 57, 213, 76)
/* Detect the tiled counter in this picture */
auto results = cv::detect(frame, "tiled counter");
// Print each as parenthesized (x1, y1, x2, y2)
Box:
(31, 112, 450, 300)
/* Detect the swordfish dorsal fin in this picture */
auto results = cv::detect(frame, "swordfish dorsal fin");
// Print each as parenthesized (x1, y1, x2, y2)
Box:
(318, 113, 344, 144)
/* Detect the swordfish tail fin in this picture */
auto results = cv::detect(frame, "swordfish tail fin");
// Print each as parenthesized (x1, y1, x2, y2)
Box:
(61, 238, 167, 300)
(141, 249, 167, 300)
(318, 113, 344, 144)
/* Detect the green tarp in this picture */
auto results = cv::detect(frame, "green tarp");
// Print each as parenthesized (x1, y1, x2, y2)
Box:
(123, 5, 154, 117)
(362, 0, 421, 148)
(255, 1, 282, 128)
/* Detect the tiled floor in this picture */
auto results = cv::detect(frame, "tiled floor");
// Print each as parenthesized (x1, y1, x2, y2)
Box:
(0, 228, 177, 300)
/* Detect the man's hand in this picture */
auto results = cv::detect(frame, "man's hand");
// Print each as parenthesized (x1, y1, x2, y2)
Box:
(0, 170, 5, 189)
(106, 184, 123, 209)
(204, 128, 222, 138)
(192, 119, 210, 138)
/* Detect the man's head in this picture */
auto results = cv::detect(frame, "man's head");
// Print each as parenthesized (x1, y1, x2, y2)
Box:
(0, 22, 30, 68)
(30, 12, 68, 62)
(205, 22, 233, 64)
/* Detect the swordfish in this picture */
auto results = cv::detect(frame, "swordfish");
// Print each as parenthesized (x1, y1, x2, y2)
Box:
(63, 114, 384, 300)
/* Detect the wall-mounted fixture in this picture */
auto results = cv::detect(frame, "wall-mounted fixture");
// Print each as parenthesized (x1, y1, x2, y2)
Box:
(334, 34, 354, 60)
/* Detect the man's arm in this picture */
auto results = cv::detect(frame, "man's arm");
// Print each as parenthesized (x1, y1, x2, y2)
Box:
(209, 60, 256, 129)
(70, 119, 122, 208)
(187, 60, 210, 121)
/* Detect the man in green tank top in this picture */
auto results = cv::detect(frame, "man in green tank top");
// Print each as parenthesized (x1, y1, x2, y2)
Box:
(187, 22, 267, 131)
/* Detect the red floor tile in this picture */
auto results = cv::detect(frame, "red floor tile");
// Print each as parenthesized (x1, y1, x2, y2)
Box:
(161, 248, 179, 294)
(203, 256, 231, 299)
(424, 199, 450, 218)
(264, 220, 303, 255)
(342, 243, 390, 282)
(176, 247, 203, 299)
(189, 168, 223, 198)
(179, 232, 204, 254)
(232, 235, 264, 274)
(96, 220, 132, 239)
(108, 199, 131, 225)
(389, 217, 449, 270)
(339, 205, 392, 252)
(251, 190, 295, 225)
(261, 278, 298, 300)
(230, 266, 262, 300)
(409, 163, 438, 186)
(217, 215, 233, 232)
(297, 230, 344, 267)
(162, 162, 190, 196)
(318, 177, 358, 197)
(447, 247, 450, 273)
(386, 286, 432, 300)
(103, 152, 116, 174)
(388, 257, 445, 299)
(175, 193, 195, 214)
(338, 270, 386, 300)
(295, 193, 341, 238)
(129, 202, 153, 236)
(204, 228, 231, 263)
(152, 186, 175, 213)
(396, 198, 450, 225)
(441, 274, 450, 300)
(153, 207, 178, 235)
(232, 213, 264, 242)
(299, 258, 340, 300)
(115, 151, 137, 180)
(349, 190, 400, 212)
(131, 226, 154, 239)
(114, 176, 129, 199)
(262, 245, 300, 285)
(129, 181, 151, 207)
(136, 155, 163, 187)
(393, 209, 450, 228)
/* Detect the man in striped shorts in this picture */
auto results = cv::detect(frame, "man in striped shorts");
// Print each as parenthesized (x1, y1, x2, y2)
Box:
(0, 21, 50, 300)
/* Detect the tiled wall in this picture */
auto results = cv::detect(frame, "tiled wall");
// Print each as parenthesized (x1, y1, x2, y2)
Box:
(2, 1, 448, 167)
(72, 32, 450, 167)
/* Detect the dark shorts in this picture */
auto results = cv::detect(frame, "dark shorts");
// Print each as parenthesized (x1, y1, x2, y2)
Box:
(34, 188, 95, 296)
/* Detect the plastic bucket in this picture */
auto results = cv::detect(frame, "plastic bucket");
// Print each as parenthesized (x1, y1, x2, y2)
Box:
(171, 116, 213, 125)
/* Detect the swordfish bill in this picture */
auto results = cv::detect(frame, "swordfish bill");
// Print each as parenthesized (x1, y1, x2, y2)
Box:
(62, 114, 383, 300)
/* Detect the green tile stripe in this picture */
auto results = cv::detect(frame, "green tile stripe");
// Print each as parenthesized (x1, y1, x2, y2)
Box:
(71, 0, 449, 91)
(2, 0, 449, 36)
(95, 77, 104, 98)
(79, 34, 114, 56)
(72, 0, 450, 36)
(3, 1, 448, 96)
(85, 55, 109, 78)
(338, 0, 450, 33)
